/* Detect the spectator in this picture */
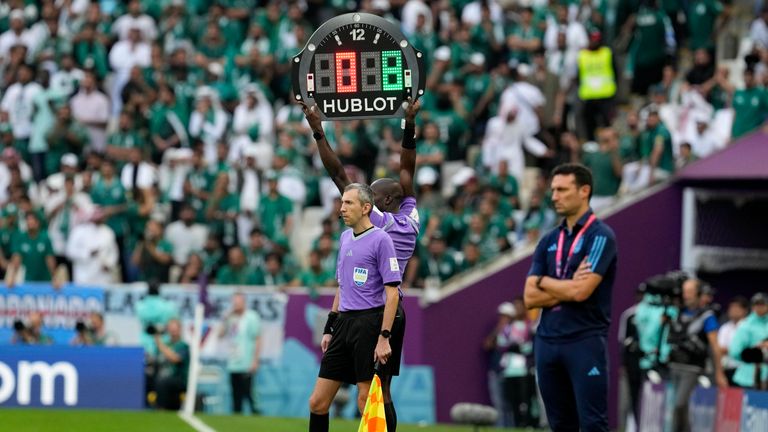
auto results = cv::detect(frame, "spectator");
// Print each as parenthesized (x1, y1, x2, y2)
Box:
(112, 0, 158, 42)
(90, 158, 128, 274)
(220, 292, 262, 414)
(259, 171, 293, 241)
(106, 111, 144, 165)
(718, 296, 750, 385)
(120, 146, 157, 192)
(627, 0, 675, 95)
(216, 246, 263, 286)
(154, 318, 189, 410)
(262, 252, 289, 287)
(165, 204, 208, 267)
(729, 67, 768, 139)
(45, 104, 89, 177)
(1, 63, 41, 156)
(290, 250, 335, 298)
(188, 89, 228, 165)
(71, 312, 117, 346)
(0, 147, 33, 205)
(45, 174, 93, 270)
(109, 26, 151, 116)
(6, 212, 57, 287)
(729, 293, 768, 389)
(66, 208, 119, 285)
(70, 71, 110, 152)
(0, 10, 34, 62)
(148, 83, 189, 162)
(11, 311, 53, 345)
(415, 234, 458, 287)
(50, 54, 85, 97)
(749, 7, 768, 53)
(132, 219, 174, 284)
(581, 127, 622, 212)
(458, 241, 485, 273)
(676, 143, 698, 169)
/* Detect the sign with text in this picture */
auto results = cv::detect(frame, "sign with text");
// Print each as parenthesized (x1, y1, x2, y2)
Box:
(0, 285, 103, 344)
(102, 284, 287, 360)
(0, 346, 143, 409)
(292, 13, 425, 120)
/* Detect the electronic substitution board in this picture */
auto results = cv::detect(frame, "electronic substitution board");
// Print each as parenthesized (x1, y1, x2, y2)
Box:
(292, 13, 425, 121)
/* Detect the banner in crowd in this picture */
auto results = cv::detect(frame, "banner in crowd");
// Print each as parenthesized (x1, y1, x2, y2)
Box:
(102, 284, 288, 360)
(0, 346, 143, 409)
(0, 284, 103, 345)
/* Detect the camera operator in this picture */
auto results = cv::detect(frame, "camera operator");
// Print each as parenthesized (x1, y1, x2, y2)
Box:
(153, 318, 189, 410)
(71, 312, 117, 346)
(137, 281, 178, 405)
(666, 279, 727, 432)
(729, 293, 768, 389)
(11, 312, 53, 345)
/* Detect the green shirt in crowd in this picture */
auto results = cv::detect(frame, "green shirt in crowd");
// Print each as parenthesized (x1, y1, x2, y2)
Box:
(640, 123, 675, 173)
(731, 87, 768, 139)
(11, 230, 54, 282)
(90, 177, 128, 237)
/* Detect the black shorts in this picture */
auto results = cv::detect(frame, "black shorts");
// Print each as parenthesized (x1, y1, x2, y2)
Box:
(319, 304, 406, 384)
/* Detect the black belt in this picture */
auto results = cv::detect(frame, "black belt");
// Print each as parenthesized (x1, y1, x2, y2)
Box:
(339, 306, 385, 317)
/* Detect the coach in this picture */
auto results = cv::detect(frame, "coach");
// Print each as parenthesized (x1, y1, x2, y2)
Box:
(524, 163, 618, 431)
(308, 183, 402, 432)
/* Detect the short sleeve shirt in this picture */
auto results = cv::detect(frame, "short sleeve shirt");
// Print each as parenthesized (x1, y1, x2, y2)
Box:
(336, 227, 401, 312)
(528, 210, 618, 341)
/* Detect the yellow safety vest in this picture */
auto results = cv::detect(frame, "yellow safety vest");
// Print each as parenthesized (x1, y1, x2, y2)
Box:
(578, 47, 617, 100)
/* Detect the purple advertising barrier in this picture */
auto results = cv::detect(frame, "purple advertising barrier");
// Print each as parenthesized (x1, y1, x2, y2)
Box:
(283, 292, 425, 364)
(422, 185, 684, 424)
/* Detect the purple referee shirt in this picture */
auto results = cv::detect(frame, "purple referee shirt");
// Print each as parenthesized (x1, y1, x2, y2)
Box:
(336, 226, 402, 312)
(369, 196, 420, 279)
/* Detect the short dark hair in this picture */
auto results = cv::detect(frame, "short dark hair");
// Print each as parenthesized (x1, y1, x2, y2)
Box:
(551, 163, 593, 199)
(730, 295, 750, 310)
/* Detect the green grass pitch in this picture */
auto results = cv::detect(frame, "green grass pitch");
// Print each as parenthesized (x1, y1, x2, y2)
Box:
(0, 409, 531, 432)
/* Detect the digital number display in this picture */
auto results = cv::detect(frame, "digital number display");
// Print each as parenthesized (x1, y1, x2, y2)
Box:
(292, 13, 425, 121)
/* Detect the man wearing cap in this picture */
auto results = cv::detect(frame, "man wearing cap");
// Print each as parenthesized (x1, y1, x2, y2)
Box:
(729, 293, 768, 389)
(576, 31, 617, 141)
(302, 99, 421, 432)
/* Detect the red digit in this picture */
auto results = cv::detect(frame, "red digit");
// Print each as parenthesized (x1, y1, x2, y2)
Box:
(335, 52, 357, 93)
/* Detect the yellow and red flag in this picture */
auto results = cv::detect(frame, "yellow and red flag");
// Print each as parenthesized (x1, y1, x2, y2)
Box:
(358, 374, 387, 432)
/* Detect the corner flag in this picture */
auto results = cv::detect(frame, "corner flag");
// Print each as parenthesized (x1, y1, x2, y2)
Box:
(358, 374, 387, 432)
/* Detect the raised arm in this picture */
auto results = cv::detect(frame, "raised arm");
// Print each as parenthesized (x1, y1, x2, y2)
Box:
(400, 97, 420, 198)
(301, 102, 350, 194)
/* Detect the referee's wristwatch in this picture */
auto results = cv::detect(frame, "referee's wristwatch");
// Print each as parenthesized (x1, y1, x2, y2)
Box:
(380, 329, 392, 339)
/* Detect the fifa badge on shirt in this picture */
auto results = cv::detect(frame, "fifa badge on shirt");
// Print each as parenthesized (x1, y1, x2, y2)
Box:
(389, 258, 400, 273)
(353, 267, 369, 287)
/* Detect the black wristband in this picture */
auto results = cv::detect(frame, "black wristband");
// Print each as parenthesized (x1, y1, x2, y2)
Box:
(402, 122, 416, 149)
(313, 131, 324, 141)
(323, 311, 339, 335)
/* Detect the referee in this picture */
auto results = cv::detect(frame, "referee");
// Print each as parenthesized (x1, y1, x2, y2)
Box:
(524, 163, 618, 431)
(308, 183, 402, 432)
(303, 98, 421, 432)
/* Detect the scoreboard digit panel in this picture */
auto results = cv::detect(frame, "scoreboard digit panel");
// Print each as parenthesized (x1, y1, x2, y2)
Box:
(292, 13, 425, 121)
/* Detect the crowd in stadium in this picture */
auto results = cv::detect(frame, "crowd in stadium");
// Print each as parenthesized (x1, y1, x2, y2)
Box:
(0, 0, 765, 291)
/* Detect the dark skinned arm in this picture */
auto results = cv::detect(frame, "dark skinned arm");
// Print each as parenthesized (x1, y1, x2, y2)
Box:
(300, 102, 350, 195)
(400, 97, 420, 198)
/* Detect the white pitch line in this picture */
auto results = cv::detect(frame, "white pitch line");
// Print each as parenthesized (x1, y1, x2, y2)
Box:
(178, 412, 217, 432)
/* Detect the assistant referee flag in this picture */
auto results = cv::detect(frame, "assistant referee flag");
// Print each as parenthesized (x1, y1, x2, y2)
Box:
(358, 374, 387, 432)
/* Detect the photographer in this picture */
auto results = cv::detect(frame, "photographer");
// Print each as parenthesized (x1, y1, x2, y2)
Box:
(666, 279, 727, 432)
(71, 312, 117, 346)
(154, 319, 189, 410)
(137, 281, 178, 405)
(11, 312, 53, 345)
(729, 293, 768, 389)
